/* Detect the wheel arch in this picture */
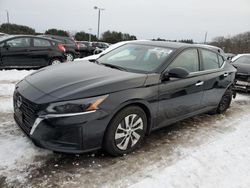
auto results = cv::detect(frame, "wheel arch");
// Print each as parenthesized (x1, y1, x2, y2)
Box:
(102, 99, 154, 147)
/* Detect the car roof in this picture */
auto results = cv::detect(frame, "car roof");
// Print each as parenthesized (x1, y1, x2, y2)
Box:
(232, 54, 250, 62)
(0, 34, 61, 43)
(130, 40, 191, 49)
(123, 40, 226, 55)
(42, 34, 74, 40)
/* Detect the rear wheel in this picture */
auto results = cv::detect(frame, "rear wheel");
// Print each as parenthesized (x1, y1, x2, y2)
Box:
(216, 89, 233, 114)
(66, 53, 74, 61)
(104, 106, 147, 156)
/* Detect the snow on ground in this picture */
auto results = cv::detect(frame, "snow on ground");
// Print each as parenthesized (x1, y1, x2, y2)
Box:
(0, 69, 250, 188)
(130, 113, 250, 188)
(0, 69, 34, 83)
(0, 69, 34, 113)
(0, 69, 51, 185)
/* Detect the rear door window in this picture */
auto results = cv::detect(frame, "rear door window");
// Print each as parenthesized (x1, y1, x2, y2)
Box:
(201, 49, 220, 70)
(34, 38, 51, 47)
(168, 49, 199, 73)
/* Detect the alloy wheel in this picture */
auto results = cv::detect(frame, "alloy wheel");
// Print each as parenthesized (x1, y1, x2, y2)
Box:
(114, 114, 144, 151)
(51, 59, 61, 65)
(66, 53, 74, 61)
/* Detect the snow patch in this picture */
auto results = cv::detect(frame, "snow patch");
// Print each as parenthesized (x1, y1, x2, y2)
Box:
(0, 69, 34, 83)
(130, 115, 250, 188)
(0, 97, 13, 113)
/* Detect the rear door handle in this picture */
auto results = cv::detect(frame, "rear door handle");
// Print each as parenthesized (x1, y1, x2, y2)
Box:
(224, 72, 229, 77)
(195, 81, 204, 86)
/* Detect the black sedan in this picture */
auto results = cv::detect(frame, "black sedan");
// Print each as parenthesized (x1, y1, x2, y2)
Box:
(231, 54, 250, 91)
(13, 41, 236, 156)
(0, 35, 67, 68)
(41, 35, 80, 61)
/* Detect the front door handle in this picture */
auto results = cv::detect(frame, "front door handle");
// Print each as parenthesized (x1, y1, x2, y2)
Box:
(224, 72, 229, 77)
(195, 81, 204, 86)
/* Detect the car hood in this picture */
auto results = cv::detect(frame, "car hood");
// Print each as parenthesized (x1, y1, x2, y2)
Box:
(232, 63, 250, 75)
(20, 61, 147, 103)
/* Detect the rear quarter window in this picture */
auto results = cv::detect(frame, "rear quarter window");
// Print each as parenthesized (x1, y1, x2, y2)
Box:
(218, 55, 224, 67)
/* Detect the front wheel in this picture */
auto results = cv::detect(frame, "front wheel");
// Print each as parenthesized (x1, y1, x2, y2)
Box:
(103, 106, 147, 156)
(50, 58, 62, 66)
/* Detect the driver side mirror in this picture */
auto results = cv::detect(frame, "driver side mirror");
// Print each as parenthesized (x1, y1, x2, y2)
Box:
(162, 67, 189, 80)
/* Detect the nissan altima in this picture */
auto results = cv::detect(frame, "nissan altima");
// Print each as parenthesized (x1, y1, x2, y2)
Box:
(14, 41, 236, 156)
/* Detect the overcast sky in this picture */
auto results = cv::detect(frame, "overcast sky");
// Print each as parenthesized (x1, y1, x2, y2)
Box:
(0, 0, 250, 42)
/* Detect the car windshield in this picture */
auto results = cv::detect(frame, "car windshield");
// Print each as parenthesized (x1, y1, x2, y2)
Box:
(97, 44, 173, 73)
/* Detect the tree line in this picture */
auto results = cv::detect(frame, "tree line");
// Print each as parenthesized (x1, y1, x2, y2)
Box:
(1, 23, 249, 52)
(0, 23, 137, 44)
(210, 32, 250, 54)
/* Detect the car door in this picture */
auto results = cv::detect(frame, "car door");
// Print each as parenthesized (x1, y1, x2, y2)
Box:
(1, 37, 32, 67)
(156, 48, 205, 128)
(30, 38, 52, 66)
(199, 49, 233, 108)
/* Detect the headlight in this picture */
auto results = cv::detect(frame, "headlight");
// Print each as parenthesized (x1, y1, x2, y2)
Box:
(46, 95, 108, 114)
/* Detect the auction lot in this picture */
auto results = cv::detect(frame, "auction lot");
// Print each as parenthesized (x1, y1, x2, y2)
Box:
(0, 68, 250, 188)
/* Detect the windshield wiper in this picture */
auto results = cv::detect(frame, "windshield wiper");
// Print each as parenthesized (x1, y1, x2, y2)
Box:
(101, 63, 128, 71)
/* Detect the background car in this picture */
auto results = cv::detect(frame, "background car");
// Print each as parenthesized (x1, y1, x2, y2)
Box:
(0, 32, 8, 37)
(91, 41, 110, 54)
(41, 35, 80, 61)
(76, 41, 95, 58)
(0, 35, 66, 68)
(14, 41, 236, 156)
(82, 40, 139, 61)
(231, 54, 250, 91)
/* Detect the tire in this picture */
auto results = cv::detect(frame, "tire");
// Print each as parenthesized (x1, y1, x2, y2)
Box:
(216, 88, 233, 114)
(50, 58, 62, 66)
(103, 106, 147, 156)
(66, 53, 74, 61)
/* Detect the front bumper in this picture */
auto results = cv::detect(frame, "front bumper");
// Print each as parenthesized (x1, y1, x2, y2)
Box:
(234, 78, 250, 92)
(14, 109, 110, 154)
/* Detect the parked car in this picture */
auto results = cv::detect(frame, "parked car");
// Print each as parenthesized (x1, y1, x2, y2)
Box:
(41, 35, 80, 61)
(91, 41, 109, 50)
(231, 54, 250, 91)
(0, 35, 66, 68)
(14, 41, 236, 156)
(0, 32, 8, 37)
(82, 40, 136, 61)
(76, 41, 95, 58)
(91, 41, 110, 54)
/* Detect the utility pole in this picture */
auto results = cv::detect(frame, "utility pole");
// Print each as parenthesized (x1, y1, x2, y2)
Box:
(94, 6, 105, 40)
(88, 28, 92, 42)
(204, 32, 208, 44)
(6, 10, 10, 23)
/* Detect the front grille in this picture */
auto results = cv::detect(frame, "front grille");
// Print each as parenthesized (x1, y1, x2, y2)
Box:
(236, 73, 250, 82)
(14, 92, 39, 135)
